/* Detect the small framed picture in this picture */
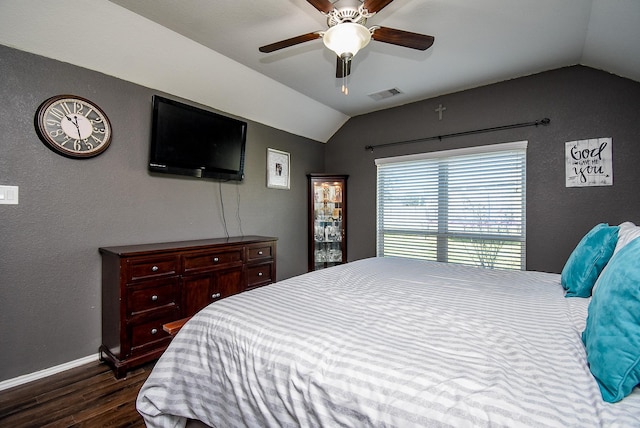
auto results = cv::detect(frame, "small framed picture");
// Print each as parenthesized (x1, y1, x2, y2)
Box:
(266, 148, 290, 190)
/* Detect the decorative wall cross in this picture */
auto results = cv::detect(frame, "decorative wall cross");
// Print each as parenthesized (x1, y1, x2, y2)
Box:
(435, 104, 446, 120)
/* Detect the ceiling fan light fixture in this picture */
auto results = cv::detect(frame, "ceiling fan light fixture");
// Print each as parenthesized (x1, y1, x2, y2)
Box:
(322, 23, 371, 58)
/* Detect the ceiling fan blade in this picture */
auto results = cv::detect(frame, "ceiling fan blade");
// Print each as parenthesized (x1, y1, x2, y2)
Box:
(306, 0, 334, 13)
(259, 32, 322, 53)
(363, 0, 395, 13)
(336, 56, 352, 78)
(371, 26, 435, 50)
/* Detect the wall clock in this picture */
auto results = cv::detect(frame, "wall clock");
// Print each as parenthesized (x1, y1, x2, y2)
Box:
(35, 95, 112, 158)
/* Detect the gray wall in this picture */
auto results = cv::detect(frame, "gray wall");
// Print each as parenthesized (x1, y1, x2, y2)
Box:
(326, 66, 640, 273)
(2, 43, 639, 383)
(0, 45, 324, 381)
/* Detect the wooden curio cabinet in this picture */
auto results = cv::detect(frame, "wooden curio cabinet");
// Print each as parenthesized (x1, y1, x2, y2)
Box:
(307, 174, 348, 271)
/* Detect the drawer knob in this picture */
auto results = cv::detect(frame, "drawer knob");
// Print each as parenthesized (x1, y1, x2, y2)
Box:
(151, 295, 158, 301)
(151, 266, 159, 272)
(211, 292, 221, 299)
(151, 328, 158, 335)
(258, 251, 263, 255)
(213, 257, 219, 262)
(258, 272, 263, 276)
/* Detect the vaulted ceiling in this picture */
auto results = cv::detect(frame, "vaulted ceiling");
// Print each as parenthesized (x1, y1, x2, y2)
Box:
(109, 0, 640, 116)
(1, 0, 638, 142)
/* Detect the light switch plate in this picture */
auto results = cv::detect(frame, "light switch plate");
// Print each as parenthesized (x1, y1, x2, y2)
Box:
(0, 185, 19, 204)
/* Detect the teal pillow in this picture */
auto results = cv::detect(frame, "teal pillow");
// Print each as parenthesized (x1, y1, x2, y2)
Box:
(582, 237, 640, 402)
(561, 223, 619, 297)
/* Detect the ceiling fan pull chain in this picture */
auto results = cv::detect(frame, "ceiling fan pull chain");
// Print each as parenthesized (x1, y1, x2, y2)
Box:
(345, 69, 349, 95)
(342, 57, 349, 95)
(342, 59, 346, 94)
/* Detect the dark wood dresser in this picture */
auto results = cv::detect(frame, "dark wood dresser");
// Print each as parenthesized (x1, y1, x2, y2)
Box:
(99, 235, 277, 378)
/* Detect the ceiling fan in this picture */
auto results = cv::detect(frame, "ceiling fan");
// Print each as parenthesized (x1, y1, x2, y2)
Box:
(259, 0, 435, 94)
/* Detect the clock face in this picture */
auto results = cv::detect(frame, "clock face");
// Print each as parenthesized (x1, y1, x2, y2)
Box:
(35, 95, 112, 158)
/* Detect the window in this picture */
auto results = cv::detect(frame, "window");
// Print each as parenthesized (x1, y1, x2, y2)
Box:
(376, 141, 527, 270)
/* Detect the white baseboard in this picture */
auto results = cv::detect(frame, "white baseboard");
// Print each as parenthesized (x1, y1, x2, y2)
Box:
(0, 354, 100, 392)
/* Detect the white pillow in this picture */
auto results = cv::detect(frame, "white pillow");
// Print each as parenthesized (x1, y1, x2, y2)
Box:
(613, 221, 640, 255)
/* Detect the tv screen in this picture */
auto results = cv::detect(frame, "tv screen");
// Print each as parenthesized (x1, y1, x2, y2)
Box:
(149, 95, 247, 181)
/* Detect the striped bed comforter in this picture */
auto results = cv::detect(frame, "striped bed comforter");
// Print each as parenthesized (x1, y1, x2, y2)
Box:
(137, 257, 640, 427)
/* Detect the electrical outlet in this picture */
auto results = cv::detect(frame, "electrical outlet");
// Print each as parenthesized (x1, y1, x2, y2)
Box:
(0, 185, 19, 205)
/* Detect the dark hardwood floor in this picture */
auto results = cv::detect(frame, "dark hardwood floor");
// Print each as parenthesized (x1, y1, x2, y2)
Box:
(0, 360, 154, 427)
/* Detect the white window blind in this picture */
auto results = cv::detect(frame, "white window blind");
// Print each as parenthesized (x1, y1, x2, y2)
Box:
(376, 141, 527, 270)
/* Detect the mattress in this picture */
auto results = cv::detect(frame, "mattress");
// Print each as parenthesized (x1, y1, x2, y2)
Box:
(137, 257, 640, 427)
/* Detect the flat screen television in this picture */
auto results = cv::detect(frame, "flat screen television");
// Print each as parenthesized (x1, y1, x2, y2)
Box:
(149, 95, 247, 181)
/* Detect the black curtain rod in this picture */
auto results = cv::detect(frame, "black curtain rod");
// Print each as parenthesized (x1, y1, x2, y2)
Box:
(364, 118, 550, 152)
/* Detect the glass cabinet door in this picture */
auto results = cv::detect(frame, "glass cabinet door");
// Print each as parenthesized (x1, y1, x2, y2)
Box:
(307, 174, 348, 271)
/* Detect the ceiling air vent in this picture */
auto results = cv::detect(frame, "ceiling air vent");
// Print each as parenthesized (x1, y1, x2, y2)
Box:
(368, 88, 403, 101)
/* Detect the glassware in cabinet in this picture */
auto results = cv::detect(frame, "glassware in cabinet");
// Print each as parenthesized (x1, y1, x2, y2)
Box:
(307, 174, 348, 271)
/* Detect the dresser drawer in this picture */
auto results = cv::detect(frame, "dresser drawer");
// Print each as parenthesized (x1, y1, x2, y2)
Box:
(247, 243, 274, 262)
(127, 255, 179, 282)
(130, 313, 178, 350)
(127, 279, 180, 317)
(183, 248, 243, 273)
(247, 262, 273, 287)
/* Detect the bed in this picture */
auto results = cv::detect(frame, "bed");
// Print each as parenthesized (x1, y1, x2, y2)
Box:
(137, 255, 640, 427)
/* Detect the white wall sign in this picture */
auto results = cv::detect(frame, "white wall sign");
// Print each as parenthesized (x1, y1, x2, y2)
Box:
(565, 138, 613, 187)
